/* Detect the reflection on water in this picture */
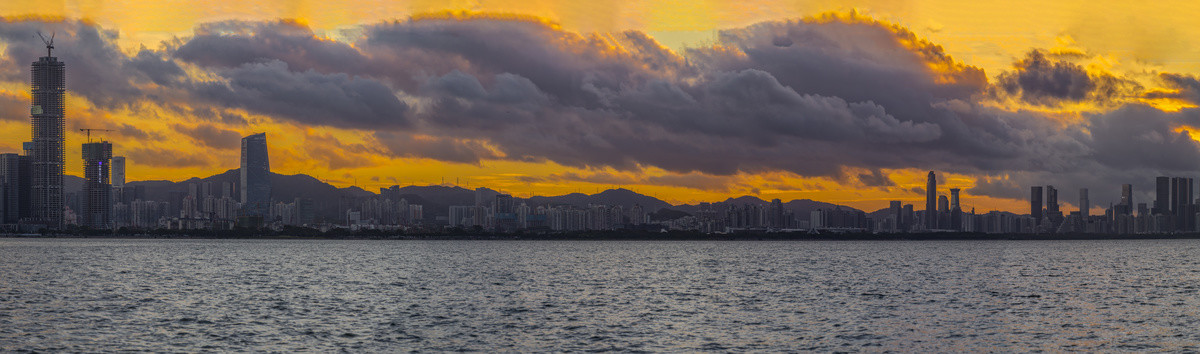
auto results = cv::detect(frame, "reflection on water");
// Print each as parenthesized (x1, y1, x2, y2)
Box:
(2, 239, 1199, 351)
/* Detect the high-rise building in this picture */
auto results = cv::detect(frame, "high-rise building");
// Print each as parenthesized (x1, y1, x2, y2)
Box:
(82, 142, 112, 228)
(1045, 185, 1058, 215)
(926, 171, 936, 229)
(1171, 177, 1182, 215)
(1121, 184, 1133, 208)
(30, 41, 65, 227)
(0, 154, 31, 224)
(902, 204, 914, 231)
(1031, 186, 1043, 225)
(111, 156, 125, 189)
(495, 194, 514, 214)
(889, 200, 902, 231)
(949, 188, 961, 211)
(949, 188, 963, 231)
(1155, 176, 1170, 215)
(1175, 178, 1194, 231)
(240, 133, 270, 217)
(1079, 188, 1089, 219)
(475, 187, 487, 208)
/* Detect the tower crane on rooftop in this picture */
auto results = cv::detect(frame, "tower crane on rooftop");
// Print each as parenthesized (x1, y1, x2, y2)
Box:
(79, 128, 114, 143)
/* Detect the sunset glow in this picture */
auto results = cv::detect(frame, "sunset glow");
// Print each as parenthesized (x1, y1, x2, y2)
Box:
(2, 1, 1199, 214)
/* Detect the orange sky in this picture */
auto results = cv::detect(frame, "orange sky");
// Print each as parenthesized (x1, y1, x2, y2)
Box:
(1, 1, 1198, 213)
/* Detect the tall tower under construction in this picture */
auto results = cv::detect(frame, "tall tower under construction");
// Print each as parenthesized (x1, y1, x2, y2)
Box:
(82, 141, 112, 228)
(30, 36, 65, 228)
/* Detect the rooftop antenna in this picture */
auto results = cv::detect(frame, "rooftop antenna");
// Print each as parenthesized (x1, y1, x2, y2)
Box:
(37, 31, 54, 57)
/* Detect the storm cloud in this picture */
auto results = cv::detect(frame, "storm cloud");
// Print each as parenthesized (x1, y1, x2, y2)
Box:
(0, 14, 1197, 204)
(996, 50, 1142, 106)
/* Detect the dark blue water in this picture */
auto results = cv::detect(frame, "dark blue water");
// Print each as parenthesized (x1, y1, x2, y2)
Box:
(2, 238, 1199, 351)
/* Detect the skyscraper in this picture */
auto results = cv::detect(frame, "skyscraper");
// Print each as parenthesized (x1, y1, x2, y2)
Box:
(240, 133, 270, 217)
(949, 188, 960, 211)
(949, 188, 963, 231)
(1045, 185, 1058, 215)
(82, 141, 112, 228)
(1155, 176, 1170, 215)
(0, 153, 31, 224)
(1171, 177, 1182, 216)
(111, 156, 125, 189)
(1120, 184, 1133, 208)
(30, 41, 65, 227)
(1030, 186, 1043, 225)
(926, 171, 936, 229)
(890, 200, 902, 231)
(1079, 188, 1089, 219)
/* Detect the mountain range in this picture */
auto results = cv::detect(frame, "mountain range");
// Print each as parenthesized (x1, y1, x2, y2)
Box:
(66, 169, 864, 222)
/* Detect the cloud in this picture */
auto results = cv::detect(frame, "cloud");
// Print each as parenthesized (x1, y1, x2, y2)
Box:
(995, 49, 1142, 106)
(0, 90, 25, 121)
(0, 18, 175, 110)
(125, 146, 210, 168)
(1148, 73, 1200, 104)
(189, 60, 411, 129)
(172, 123, 241, 150)
(159, 14, 1200, 199)
(2, 14, 1199, 206)
(173, 20, 369, 76)
(857, 169, 896, 188)
(373, 131, 499, 164)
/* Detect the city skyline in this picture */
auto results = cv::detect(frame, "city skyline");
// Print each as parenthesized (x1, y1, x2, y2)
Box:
(0, 3, 1199, 215)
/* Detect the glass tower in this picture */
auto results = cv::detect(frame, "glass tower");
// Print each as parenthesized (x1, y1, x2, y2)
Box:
(240, 133, 270, 217)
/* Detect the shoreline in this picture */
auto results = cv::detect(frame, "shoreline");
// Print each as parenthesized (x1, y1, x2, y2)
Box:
(6, 231, 1200, 241)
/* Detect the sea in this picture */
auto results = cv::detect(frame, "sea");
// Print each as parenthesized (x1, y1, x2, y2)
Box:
(2, 238, 1199, 352)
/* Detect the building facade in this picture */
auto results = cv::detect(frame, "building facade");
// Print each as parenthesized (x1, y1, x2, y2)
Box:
(240, 133, 271, 217)
(82, 142, 112, 228)
(30, 48, 65, 227)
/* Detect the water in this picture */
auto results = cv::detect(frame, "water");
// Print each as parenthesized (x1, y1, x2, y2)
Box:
(2, 238, 1199, 352)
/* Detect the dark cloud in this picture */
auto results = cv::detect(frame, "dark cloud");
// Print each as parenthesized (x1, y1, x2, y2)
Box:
(373, 131, 499, 164)
(172, 123, 241, 150)
(2, 15, 1199, 205)
(0, 90, 25, 121)
(125, 147, 209, 168)
(857, 169, 896, 188)
(190, 60, 411, 129)
(1148, 73, 1200, 104)
(115, 123, 160, 141)
(186, 107, 249, 125)
(0, 18, 172, 110)
(125, 47, 185, 86)
(174, 20, 369, 75)
(965, 177, 1022, 200)
(995, 50, 1141, 106)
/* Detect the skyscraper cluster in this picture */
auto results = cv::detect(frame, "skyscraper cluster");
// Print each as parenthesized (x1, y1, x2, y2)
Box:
(1025, 177, 1200, 234)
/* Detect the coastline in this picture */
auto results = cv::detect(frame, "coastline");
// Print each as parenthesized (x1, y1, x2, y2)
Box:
(6, 231, 1200, 241)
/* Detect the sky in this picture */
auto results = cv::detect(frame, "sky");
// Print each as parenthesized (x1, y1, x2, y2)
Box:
(0, 1, 1199, 214)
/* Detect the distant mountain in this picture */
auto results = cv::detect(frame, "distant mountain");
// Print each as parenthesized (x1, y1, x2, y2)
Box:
(115, 169, 868, 224)
(673, 197, 858, 221)
(394, 185, 499, 208)
(127, 169, 374, 222)
(525, 188, 672, 211)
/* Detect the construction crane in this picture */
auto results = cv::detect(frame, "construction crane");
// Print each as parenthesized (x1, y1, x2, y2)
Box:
(37, 31, 54, 57)
(79, 128, 114, 143)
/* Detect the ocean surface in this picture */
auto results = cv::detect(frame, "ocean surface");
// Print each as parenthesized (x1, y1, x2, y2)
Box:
(2, 238, 1199, 352)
